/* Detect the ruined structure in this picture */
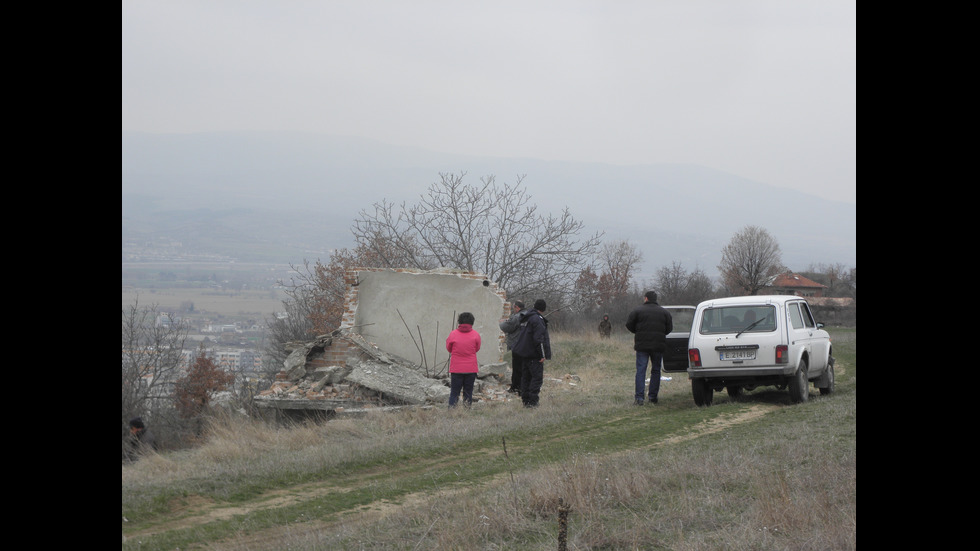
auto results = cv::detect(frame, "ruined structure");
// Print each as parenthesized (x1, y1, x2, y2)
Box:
(255, 268, 514, 422)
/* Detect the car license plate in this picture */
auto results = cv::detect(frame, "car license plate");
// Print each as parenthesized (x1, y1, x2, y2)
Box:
(720, 350, 756, 361)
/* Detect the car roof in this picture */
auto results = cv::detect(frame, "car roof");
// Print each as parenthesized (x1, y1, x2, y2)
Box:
(695, 295, 808, 308)
(664, 305, 696, 309)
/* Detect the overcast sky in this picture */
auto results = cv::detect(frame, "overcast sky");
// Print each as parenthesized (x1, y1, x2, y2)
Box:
(122, 1, 856, 205)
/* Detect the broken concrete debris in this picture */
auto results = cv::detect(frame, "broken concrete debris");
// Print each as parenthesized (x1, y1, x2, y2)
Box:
(254, 267, 582, 421)
(255, 329, 579, 420)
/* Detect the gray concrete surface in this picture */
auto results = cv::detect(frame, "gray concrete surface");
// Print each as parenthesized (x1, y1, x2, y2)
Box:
(350, 269, 507, 369)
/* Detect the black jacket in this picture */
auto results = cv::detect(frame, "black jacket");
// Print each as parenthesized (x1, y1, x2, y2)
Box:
(625, 301, 673, 353)
(514, 309, 552, 360)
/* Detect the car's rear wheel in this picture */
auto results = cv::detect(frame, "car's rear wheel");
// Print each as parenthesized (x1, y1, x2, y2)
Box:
(818, 357, 835, 395)
(788, 359, 809, 403)
(692, 379, 713, 406)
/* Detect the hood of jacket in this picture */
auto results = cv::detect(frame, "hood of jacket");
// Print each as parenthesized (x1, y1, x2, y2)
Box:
(456, 323, 473, 332)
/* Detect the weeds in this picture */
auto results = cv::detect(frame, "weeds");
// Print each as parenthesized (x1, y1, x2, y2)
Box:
(123, 329, 855, 550)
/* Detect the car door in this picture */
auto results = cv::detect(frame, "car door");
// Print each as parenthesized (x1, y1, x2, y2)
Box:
(786, 300, 821, 374)
(662, 306, 696, 373)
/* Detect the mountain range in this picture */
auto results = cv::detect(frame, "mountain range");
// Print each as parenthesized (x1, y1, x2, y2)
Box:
(121, 131, 856, 279)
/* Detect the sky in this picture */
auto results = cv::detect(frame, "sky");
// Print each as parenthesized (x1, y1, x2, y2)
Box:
(121, 1, 856, 205)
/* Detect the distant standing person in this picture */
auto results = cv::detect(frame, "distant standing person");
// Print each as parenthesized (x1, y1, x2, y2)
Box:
(126, 416, 157, 461)
(513, 299, 552, 408)
(625, 291, 673, 405)
(499, 300, 527, 394)
(598, 314, 612, 338)
(446, 312, 481, 408)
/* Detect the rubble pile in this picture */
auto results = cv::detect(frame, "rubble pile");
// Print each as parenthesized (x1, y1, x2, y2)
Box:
(255, 330, 583, 418)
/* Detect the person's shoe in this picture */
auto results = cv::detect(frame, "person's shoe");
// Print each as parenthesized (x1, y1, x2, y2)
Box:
(648, 397, 658, 404)
(507, 388, 521, 394)
(634, 400, 644, 406)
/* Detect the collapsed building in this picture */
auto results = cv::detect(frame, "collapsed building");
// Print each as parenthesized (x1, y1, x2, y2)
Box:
(255, 268, 514, 422)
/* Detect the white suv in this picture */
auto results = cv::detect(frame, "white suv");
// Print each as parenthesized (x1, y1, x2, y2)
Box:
(686, 295, 834, 406)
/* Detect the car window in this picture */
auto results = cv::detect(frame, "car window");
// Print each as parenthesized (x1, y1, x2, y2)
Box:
(699, 305, 776, 334)
(800, 302, 816, 328)
(788, 303, 804, 329)
(667, 309, 695, 332)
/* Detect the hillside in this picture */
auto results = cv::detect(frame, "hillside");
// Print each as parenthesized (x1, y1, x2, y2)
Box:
(121, 330, 856, 550)
(122, 131, 856, 276)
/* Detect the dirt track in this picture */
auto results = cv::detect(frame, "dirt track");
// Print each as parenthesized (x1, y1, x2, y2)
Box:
(124, 401, 782, 550)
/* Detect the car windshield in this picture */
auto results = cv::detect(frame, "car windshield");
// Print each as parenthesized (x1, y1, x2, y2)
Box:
(668, 308, 695, 332)
(699, 305, 777, 335)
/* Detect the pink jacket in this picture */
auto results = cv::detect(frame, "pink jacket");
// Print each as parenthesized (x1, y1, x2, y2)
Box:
(446, 324, 481, 373)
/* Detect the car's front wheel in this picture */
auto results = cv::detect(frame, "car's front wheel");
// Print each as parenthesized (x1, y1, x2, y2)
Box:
(788, 359, 809, 404)
(692, 379, 713, 406)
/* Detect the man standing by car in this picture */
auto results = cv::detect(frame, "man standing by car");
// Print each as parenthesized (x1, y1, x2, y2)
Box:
(625, 291, 673, 405)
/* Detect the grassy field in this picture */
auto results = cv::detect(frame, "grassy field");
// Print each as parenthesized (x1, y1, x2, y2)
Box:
(121, 329, 856, 550)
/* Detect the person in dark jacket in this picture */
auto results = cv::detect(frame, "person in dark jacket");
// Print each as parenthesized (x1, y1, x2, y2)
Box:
(598, 314, 612, 338)
(498, 300, 527, 394)
(625, 291, 673, 405)
(126, 416, 157, 461)
(514, 299, 552, 408)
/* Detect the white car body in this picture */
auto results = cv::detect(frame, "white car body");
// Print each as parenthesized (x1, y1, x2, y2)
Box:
(687, 295, 834, 405)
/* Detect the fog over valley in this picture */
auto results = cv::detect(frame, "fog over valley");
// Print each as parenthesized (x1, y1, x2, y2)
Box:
(123, 3, 855, 283)
(122, 131, 855, 280)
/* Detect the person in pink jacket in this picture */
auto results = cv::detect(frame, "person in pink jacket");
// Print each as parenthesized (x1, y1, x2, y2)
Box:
(446, 312, 481, 408)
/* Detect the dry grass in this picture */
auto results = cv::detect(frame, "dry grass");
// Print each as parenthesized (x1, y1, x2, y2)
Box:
(123, 329, 856, 550)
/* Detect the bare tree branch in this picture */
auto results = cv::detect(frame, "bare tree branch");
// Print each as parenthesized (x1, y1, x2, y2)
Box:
(122, 296, 188, 426)
(718, 225, 785, 295)
(350, 172, 602, 300)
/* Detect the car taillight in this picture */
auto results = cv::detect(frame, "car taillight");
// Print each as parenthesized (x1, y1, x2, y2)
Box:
(775, 345, 788, 364)
(689, 348, 701, 367)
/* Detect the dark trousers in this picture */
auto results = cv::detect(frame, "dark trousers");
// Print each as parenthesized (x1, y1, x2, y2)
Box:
(449, 372, 477, 408)
(520, 357, 544, 407)
(635, 350, 664, 402)
(509, 352, 525, 390)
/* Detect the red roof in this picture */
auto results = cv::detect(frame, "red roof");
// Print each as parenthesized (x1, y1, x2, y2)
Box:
(769, 273, 827, 289)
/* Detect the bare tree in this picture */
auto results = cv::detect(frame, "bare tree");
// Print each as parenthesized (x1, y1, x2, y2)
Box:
(265, 232, 428, 372)
(122, 297, 188, 430)
(572, 265, 600, 310)
(597, 240, 643, 305)
(263, 275, 316, 378)
(351, 172, 603, 300)
(804, 262, 856, 298)
(718, 225, 785, 295)
(655, 262, 715, 305)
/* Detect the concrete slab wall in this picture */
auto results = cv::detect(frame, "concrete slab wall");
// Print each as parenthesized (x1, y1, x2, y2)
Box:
(342, 268, 509, 370)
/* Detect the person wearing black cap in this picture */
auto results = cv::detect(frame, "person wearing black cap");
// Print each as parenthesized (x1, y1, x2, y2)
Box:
(126, 416, 157, 461)
(625, 291, 673, 405)
(498, 300, 527, 394)
(512, 299, 552, 408)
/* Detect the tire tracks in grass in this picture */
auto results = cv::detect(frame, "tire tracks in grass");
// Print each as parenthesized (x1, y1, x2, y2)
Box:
(123, 402, 780, 550)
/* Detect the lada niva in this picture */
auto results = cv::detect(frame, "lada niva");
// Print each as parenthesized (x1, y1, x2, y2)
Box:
(686, 295, 834, 406)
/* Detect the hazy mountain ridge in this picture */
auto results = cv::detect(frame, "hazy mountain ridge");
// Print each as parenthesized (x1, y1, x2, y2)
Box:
(122, 131, 856, 276)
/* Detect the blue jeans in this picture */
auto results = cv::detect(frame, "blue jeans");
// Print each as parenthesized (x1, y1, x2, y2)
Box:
(635, 351, 663, 402)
